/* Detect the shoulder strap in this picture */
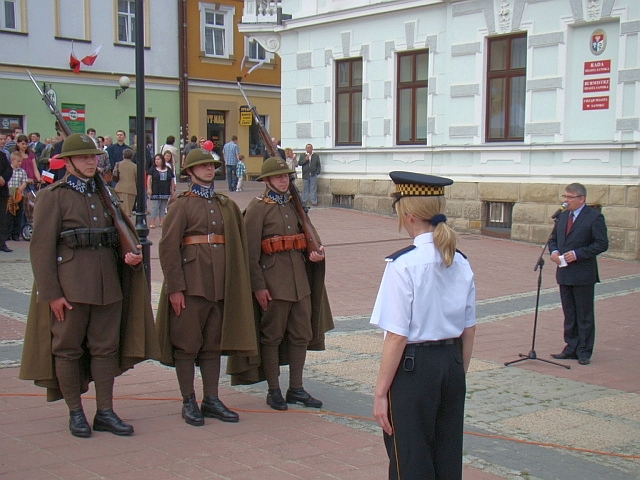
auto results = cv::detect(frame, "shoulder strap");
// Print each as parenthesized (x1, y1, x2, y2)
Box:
(385, 245, 416, 262)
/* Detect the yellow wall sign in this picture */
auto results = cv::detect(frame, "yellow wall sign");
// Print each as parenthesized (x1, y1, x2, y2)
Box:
(239, 106, 253, 126)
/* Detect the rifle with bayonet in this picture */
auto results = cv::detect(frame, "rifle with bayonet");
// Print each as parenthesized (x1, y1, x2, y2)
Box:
(236, 78, 321, 255)
(26, 69, 140, 258)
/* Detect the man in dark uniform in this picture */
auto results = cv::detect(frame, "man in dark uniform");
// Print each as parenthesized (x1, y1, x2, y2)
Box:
(243, 157, 333, 410)
(156, 148, 257, 426)
(0, 148, 12, 252)
(19, 133, 159, 438)
(549, 183, 608, 365)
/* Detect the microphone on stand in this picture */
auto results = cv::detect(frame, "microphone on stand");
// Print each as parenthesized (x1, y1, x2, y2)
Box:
(551, 202, 569, 219)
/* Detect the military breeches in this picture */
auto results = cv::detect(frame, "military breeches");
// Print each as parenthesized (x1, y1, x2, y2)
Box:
(50, 301, 122, 360)
(170, 295, 223, 360)
(259, 297, 312, 347)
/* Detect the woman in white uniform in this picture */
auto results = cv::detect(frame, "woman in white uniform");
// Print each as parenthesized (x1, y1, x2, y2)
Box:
(371, 171, 476, 480)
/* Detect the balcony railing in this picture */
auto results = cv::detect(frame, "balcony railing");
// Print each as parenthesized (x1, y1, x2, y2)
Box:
(242, 0, 283, 24)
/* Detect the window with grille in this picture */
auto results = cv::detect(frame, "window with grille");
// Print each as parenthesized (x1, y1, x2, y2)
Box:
(397, 50, 428, 145)
(486, 34, 527, 142)
(335, 58, 362, 146)
(483, 201, 514, 238)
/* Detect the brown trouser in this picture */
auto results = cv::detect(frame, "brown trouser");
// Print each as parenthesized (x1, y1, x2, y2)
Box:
(51, 301, 122, 411)
(170, 295, 223, 397)
(260, 297, 312, 390)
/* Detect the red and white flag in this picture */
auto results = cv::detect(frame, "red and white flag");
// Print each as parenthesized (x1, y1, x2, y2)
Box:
(69, 41, 102, 73)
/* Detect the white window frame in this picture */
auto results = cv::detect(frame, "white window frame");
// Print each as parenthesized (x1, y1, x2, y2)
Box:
(246, 38, 267, 62)
(1, 0, 21, 31)
(117, 0, 135, 45)
(199, 2, 235, 59)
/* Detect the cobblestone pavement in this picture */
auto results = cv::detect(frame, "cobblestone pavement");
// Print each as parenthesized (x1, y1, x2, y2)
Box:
(1, 181, 639, 479)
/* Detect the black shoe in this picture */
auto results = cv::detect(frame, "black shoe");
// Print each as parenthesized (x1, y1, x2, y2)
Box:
(578, 358, 590, 365)
(182, 393, 204, 426)
(201, 396, 239, 423)
(550, 352, 578, 360)
(286, 388, 323, 408)
(266, 388, 288, 411)
(69, 409, 91, 438)
(93, 408, 134, 436)
(0, 244, 12, 253)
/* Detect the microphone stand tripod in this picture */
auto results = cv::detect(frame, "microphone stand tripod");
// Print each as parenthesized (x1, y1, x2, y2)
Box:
(505, 226, 570, 369)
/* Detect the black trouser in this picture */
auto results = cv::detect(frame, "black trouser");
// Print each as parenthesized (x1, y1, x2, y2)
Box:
(559, 284, 595, 359)
(385, 343, 466, 480)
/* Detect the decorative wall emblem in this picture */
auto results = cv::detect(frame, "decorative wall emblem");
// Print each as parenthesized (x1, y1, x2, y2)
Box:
(498, 1, 511, 32)
(590, 29, 606, 55)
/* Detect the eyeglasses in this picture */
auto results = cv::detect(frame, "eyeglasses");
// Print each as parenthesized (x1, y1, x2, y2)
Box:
(562, 194, 584, 199)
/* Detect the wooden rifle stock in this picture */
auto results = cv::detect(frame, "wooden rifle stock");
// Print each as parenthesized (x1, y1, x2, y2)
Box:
(237, 81, 321, 254)
(27, 69, 140, 258)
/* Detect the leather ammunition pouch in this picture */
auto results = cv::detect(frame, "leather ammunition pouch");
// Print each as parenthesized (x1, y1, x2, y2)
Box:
(59, 227, 118, 249)
(261, 234, 307, 255)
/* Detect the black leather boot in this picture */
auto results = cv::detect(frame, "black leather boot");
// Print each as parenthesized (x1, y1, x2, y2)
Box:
(266, 388, 288, 411)
(286, 388, 323, 408)
(93, 408, 134, 436)
(69, 409, 91, 437)
(201, 396, 239, 423)
(182, 393, 204, 426)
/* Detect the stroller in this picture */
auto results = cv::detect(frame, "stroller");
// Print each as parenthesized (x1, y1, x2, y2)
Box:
(20, 183, 37, 241)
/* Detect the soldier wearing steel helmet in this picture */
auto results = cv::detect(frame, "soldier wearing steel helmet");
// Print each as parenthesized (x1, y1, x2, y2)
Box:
(156, 148, 257, 427)
(19, 133, 159, 438)
(242, 157, 333, 410)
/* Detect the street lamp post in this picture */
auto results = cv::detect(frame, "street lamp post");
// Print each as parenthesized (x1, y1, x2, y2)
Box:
(134, 0, 151, 288)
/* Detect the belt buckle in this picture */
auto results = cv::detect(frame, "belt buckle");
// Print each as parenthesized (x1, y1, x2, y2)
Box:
(207, 233, 214, 244)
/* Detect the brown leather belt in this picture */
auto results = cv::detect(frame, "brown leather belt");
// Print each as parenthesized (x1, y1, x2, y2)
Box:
(183, 234, 225, 245)
(261, 234, 307, 255)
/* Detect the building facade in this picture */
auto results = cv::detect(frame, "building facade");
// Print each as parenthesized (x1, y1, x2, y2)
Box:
(183, 0, 282, 177)
(240, 0, 640, 260)
(0, 0, 180, 153)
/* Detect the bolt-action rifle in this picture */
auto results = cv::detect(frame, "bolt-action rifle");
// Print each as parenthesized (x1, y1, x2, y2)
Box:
(236, 78, 321, 254)
(26, 69, 140, 258)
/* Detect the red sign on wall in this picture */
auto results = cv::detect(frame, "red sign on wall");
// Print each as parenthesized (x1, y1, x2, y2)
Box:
(582, 96, 609, 110)
(583, 78, 610, 93)
(584, 60, 611, 75)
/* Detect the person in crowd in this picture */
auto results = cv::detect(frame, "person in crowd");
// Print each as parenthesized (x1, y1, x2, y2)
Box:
(222, 135, 239, 192)
(113, 148, 137, 217)
(235, 154, 246, 192)
(181, 135, 199, 167)
(243, 157, 333, 411)
(549, 183, 608, 366)
(156, 149, 257, 427)
(106, 130, 129, 172)
(371, 171, 476, 480)
(298, 143, 320, 207)
(284, 148, 297, 180)
(0, 146, 13, 252)
(160, 135, 179, 176)
(16, 134, 41, 184)
(29, 132, 45, 162)
(263, 137, 285, 162)
(147, 153, 175, 228)
(0, 133, 10, 158)
(19, 133, 159, 438)
(7, 151, 30, 241)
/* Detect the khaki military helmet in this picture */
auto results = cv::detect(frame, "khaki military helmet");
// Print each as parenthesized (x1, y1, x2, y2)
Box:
(56, 133, 104, 158)
(257, 156, 294, 180)
(180, 148, 221, 175)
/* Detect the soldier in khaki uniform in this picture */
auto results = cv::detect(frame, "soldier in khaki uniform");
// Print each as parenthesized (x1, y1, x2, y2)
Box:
(244, 157, 333, 410)
(19, 133, 159, 438)
(157, 149, 257, 426)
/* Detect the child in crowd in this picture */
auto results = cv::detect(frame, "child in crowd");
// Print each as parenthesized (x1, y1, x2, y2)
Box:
(8, 151, 30, 241)
(235, 154, 246, 192)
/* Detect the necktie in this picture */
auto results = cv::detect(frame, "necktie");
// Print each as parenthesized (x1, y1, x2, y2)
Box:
(565, 213, 574, 235)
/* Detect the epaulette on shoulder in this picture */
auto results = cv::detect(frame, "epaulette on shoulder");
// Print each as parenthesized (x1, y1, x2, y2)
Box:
(385, 245, 416, 262)
(456, 248, 467, 259)
(49, 179, 67, 190)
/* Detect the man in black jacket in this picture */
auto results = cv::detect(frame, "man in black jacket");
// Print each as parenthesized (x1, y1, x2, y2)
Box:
(548, 183, 608, 365)
(0, 149, 13, 252)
